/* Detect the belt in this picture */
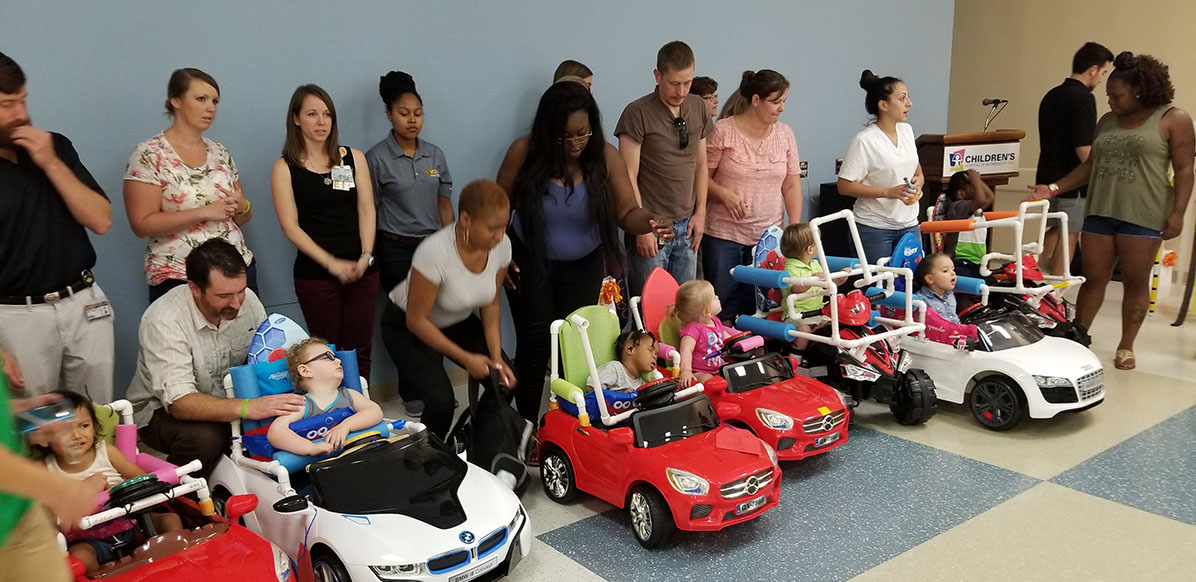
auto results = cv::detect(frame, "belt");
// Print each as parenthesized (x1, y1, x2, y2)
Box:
(0, 270, 95, 305)
(379, 231, 426, 246)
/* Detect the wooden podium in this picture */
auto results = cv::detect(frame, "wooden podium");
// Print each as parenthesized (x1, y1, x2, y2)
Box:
(916, 129, 1026, 213)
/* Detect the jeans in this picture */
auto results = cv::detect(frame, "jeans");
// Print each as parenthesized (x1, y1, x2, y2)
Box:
(293, 271, 380, 379)
(855, 223, 921, 265)
(700, 234, 756, 320)
(379, 304, 512, 439)
(506, 237, 606, 422)
(626, 216, 696, 296)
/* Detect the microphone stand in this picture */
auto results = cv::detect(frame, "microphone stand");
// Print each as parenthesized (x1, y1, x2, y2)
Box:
(982, 101, 1007, 132)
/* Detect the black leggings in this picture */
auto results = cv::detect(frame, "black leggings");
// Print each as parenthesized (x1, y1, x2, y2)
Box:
(506, 237, 606, 422)
(380, 304, 511, 438)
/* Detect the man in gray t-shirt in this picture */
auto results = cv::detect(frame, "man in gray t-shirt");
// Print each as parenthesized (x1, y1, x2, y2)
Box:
(615, 40, 712, 295)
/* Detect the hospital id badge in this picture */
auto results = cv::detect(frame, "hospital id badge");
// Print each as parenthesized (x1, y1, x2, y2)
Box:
(330, 165, 355, 191)
(84, 301, 113, 321)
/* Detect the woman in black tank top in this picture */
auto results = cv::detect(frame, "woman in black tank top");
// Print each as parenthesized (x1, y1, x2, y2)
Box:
(271, 85, 381, 379)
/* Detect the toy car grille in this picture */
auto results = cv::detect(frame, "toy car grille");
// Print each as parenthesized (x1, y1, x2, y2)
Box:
(802, 409, 847, 434)
(776, 437, 796, 450)
(427, 549, 470, 574)
(477, 526, 508, 560)
(689, 504, 713, 519)
(1077, 369, 1104, 401)
(720, 467, 774, 499)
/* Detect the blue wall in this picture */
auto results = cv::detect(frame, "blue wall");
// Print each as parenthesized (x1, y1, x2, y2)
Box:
(1, 0, 954, 396)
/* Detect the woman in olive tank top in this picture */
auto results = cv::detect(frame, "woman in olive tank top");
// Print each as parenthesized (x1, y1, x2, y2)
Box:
(1028, 52, 1194, 370)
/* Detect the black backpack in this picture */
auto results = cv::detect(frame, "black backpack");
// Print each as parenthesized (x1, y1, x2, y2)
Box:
(447, 368, 533, 493)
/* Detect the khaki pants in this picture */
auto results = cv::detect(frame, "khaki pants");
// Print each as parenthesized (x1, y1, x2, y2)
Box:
(0, 283, 114, 402)
(0, 506, 71, 582)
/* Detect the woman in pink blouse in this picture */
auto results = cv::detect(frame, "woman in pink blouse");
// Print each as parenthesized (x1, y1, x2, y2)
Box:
(703, 69, 803, 319)
(124, 68, 255, 303)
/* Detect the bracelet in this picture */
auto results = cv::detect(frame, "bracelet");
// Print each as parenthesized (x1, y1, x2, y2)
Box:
(238, 199, 252, 216)
(240, 398, 250, 419)
(1047, 183, 1060, 196)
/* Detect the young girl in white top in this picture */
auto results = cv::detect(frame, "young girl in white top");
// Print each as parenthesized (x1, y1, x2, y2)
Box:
(837, 69, 926, 264)
(36, 391, 183, 575)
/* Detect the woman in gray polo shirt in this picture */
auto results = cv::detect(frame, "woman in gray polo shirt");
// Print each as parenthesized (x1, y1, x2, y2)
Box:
(366, 71, 454, 414)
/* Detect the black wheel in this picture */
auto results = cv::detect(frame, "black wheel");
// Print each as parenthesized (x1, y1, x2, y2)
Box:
(540, 446, 579, 503)
(628, 485, 674, 549)
(312, 549, 351, 582)
(890, 369, 937, 425)
(969, 376, 1026, 431)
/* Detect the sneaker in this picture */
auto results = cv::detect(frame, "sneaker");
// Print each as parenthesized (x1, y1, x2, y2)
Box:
(403, 400, 425, 416)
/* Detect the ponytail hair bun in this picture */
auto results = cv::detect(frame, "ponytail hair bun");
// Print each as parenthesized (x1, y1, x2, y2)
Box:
(859, 69, 902, 117)
(859, 69, 879, 90)
(1113, 51, 1137, 69)
(379, 70, 421, 109)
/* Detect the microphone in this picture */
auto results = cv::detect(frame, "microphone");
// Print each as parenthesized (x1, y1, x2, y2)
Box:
(982, 98, 1008, 106)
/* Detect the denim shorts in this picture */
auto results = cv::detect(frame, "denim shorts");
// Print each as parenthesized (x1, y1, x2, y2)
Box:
(82, 529, 136, 563)
(1081, 215, 1161, 239)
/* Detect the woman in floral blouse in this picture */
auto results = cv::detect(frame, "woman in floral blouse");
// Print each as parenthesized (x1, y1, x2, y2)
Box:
(124, 68, 255, 302)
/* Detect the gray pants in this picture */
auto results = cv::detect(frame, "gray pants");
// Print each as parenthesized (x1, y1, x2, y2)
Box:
(0, 283, 114, 401)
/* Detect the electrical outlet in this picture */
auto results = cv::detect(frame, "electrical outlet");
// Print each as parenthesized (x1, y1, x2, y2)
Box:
(799, 160, 809, 178)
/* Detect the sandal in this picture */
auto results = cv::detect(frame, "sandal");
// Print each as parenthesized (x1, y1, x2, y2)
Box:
(1114, 349, 1136, 370)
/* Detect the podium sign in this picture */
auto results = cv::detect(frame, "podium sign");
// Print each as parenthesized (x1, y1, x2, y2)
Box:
(942, 142, 1020, 175)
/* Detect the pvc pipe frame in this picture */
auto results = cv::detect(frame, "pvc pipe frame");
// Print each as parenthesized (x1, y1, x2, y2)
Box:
(78, 459, 207, 530)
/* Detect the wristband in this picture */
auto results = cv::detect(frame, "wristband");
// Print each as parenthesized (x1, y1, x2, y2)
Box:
(240, 398, 250, 419)
(1047, 183, 1060, 196)
(239, 199, 252, 216)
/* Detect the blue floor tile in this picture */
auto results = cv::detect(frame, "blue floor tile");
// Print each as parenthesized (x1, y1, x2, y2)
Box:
(537, 427, 1040, 582)
(1052, 404, 1196, 526)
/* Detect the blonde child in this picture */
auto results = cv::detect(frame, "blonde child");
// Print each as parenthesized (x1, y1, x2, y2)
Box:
(267, 338, 384, 456)
(914, 252, 960, 323)
(586, 330, 659, 393)
(779, 223, 826, 349)
(671, 280, 739, 386)
(35, 390, 183, 575)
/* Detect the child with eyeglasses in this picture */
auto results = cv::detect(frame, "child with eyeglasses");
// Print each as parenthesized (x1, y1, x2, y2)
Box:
(266, 337, 383, 456)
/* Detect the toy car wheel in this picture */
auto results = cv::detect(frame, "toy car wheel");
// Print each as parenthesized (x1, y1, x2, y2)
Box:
(969, 376, 1026, 431)
(628, 485, 674, 549)
(312, 549, 351, 582)
(540, 447, 579, 503)
(890, 369, 937, 425)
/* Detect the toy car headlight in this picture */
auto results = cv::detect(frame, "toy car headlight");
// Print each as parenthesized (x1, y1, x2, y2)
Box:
(755, 408, 794, 431)
(763, 442, 778, 466)
(509, 506, 526, 533)
(371, 563, 424, 579)
(666, 468, 710, 496)
(842, 363, 881, 382)
(897, 351, 913, 374)
(1024, 310, 1058, 329)
(269, 544, 294, 581)
(1033, 375, 1072, 388)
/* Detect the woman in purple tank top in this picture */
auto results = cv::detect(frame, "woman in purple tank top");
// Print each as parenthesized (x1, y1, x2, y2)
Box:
(497, 80, 673, 422)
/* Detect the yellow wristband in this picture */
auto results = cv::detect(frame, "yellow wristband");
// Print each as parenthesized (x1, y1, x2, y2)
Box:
(240, 398, 250, 419)
(238, 199, 252, 216)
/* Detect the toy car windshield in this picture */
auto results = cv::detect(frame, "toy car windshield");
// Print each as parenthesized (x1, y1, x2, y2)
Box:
(631, 395, 719, 448)
(309, 431, 468, 528)
(974, 312, 1045, 351)
(722, 354, 794, 394)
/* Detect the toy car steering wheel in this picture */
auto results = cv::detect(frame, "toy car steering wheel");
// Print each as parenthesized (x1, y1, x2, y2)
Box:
(634, 378, 678, 410)
(106, 475, 172, 510)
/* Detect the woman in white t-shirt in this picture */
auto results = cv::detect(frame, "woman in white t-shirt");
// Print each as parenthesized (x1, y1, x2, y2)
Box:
(380, 179, 516, 438)
(837, 70, 926, 264)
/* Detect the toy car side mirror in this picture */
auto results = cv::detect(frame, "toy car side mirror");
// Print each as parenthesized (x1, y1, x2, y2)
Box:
(272, 495, 308, 515)
(226, 494, 259, 523)
(610, 427, 634, 448)
(716, 402, 742, 420)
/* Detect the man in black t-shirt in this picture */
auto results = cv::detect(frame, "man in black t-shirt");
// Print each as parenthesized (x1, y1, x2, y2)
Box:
(1035, 42, 1113, 276)
(0, 52, 115, 401)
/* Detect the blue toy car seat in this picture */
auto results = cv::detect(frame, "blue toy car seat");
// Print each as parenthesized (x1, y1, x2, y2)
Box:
(227, 349, 392, 473)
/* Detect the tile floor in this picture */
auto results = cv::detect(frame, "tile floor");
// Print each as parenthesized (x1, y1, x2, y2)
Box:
(377, 284, 1196, 582)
